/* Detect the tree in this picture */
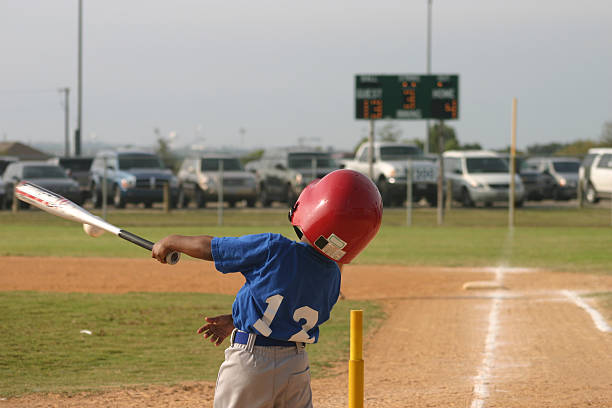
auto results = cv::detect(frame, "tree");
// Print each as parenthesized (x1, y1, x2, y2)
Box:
(377, 121, 402, 142)
(241, 149, 264, 165)
(461, 142, 483, 150)
(353, 121, 405, 154)
(401, 138, 424, 151)
(154, 136, 178, 171)
(526, 143, 565, 155)
(353, 137, 368, 154)
(153, 128, 179, 171)
(600, 121, 612, 146)
(428, 123, 459, 153)
(555, 140, 599, 156)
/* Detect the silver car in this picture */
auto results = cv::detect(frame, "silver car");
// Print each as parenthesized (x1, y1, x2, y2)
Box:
(444, 150, 525, 207)
(177, 155, 257, 208)
(245, 148, 340, 207)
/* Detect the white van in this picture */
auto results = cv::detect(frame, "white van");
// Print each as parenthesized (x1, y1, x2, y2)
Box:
(579, 147, 612, 203)
(443, 150, 525, 207)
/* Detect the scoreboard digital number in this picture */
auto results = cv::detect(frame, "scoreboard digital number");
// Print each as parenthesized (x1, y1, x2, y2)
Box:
(355, 74, 459, 120)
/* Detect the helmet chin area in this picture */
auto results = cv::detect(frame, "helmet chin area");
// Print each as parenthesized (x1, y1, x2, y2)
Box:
(293, 225, 304, 240)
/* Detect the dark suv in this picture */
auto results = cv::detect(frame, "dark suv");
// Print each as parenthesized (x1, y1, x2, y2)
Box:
(245, 148, 340, 207)
(521, 157, 580, 200)
(47, 156, 94, 202)
(89, 150, 180, 208)
(2, 161, 82, 208)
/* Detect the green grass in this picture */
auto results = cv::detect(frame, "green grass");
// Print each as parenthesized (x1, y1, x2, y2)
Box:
(0, 206, 609, 396)
(362, 225, 612, 272)
(0, 292, 383, 397)
(1, 207, 611, 273)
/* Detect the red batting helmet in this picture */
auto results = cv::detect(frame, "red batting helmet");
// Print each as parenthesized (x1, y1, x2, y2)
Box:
(288, 169, 383, 264)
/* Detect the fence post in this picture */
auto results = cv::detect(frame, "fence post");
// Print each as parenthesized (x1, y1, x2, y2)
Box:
(11, 188, 18, 213)
(445, 178, 452, 211)
(163, 182, 170, 213)
(406, 162, 412, 227)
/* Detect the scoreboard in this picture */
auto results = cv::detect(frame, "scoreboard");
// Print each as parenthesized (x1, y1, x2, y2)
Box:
(355, 74, 459, 120)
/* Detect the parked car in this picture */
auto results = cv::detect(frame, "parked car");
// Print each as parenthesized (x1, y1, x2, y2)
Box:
(520, 157, 580, 200)
(177, 154, 257, 208)
(89, 150, 180, 208)
(579, 147, 612, 204)
(47, 156, 94, 202)
(0, 178, 6, 210)
(443, 150, 525, 207)
(246, 148, 340, 207)
(2, 161, 82, 208)
(0, 156, 18, 210)
(0, 156, 18, 176)
(342, 141, 438, 206)
(500, 156, 544, 201)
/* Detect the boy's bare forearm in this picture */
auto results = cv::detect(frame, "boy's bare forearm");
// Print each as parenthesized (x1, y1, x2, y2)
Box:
(152, 235, 214, 262)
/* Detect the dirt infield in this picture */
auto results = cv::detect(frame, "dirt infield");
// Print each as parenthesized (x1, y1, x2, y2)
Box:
(2, 257, 612, 407)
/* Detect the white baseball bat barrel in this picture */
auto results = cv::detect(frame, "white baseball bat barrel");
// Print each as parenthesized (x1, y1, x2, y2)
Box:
(14, 182, 180, 265)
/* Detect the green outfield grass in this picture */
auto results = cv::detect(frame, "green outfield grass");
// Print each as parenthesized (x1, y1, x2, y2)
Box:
(0, 292, 383, 397)
(0, 207, 611, 274)
(0, 206, 610, 397)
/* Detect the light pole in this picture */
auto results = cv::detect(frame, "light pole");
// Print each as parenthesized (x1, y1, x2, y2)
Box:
(75, 0, 83, 156)
(239, 127, 246, 146)
(59, 87, 70, 156)
(425, 0, 432, 154)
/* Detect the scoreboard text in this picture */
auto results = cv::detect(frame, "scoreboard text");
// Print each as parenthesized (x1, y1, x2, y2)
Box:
(355, 74, 459, 120)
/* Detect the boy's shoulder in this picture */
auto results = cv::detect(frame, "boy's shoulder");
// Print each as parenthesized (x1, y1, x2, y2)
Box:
(245, 232, 293, 245)
(265, 232, 299, 249)
(232, 233, 332, 263)
(224, 232, 297, 251)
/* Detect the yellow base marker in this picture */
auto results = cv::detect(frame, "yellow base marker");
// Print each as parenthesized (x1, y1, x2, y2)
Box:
(348, 310, 364, 408)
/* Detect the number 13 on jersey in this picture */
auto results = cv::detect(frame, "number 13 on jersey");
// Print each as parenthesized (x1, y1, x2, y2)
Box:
(252, 294, 319, 343)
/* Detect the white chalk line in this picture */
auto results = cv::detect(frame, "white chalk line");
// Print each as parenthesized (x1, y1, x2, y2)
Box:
(468, 266, 610, 408)
(561, 290, 612, 333)
(483, 266, 537, 275)
(469, 266, 521, 408)
(470, 295, 502, 408)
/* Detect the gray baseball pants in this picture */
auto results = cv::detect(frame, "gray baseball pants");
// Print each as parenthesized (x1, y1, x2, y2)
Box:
(213, 332, 313, 408)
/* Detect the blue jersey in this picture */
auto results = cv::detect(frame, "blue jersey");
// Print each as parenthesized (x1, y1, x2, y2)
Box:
(212, 233, 341, 344)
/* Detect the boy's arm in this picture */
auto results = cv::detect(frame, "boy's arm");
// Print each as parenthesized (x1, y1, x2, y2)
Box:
(152, 235, 214, 263)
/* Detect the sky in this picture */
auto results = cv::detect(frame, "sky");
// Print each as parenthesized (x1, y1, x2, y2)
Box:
(1, 0, 611, 155)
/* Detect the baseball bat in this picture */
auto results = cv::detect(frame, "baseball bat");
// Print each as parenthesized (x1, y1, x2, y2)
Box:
(14, 181, 180, 265)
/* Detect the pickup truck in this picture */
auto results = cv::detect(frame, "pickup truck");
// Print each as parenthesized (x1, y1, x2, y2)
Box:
(89, 150, 180, 208)
(341, 142, 438, 206)
(246, 147, 340, 207)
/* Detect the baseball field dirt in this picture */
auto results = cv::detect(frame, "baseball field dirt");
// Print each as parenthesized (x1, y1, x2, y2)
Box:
(2, 257, 611, 407)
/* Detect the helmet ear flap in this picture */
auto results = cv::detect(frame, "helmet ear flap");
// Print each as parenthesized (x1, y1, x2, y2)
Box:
(288, 202, 299, 222)
(293, 225, 303, 240)
(289, 202, 303, 239)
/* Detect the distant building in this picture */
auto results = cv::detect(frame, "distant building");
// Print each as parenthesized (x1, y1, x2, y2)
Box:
(0, 142, 51, 161)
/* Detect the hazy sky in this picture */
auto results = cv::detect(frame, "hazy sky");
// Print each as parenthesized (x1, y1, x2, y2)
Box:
(1, 0, 611, 154)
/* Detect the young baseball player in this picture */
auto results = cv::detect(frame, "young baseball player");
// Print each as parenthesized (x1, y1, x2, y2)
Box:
(152, 169, 382, 408)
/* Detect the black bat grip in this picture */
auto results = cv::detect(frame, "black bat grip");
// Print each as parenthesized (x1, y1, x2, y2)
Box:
(118, 230, 180, 265)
